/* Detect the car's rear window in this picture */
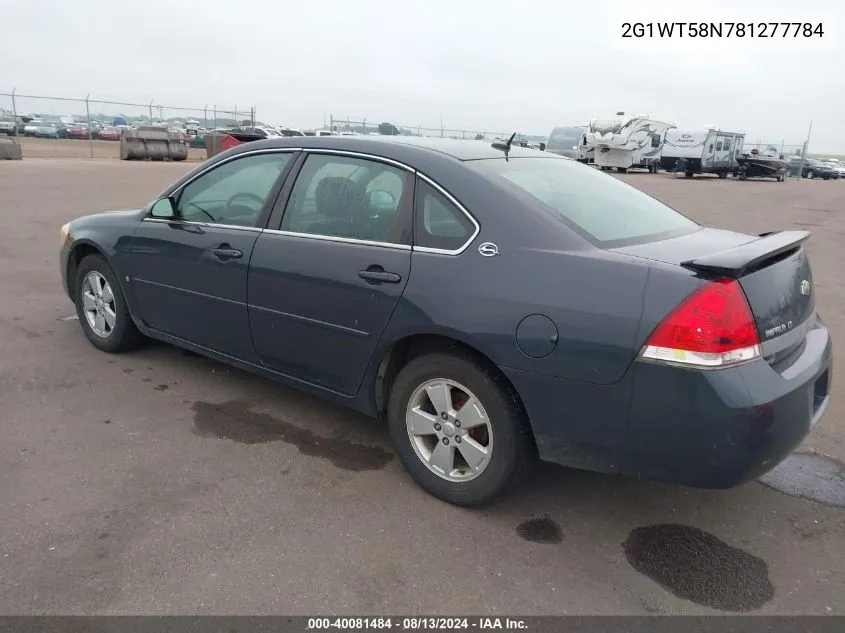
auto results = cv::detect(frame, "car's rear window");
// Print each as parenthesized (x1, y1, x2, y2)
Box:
(467, 157, 700, 247)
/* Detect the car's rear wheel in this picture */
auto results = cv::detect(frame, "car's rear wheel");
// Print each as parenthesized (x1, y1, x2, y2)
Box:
(806, 170, 814, 179)
(74, 254, 143, 353)
(387, 352, 534, 506)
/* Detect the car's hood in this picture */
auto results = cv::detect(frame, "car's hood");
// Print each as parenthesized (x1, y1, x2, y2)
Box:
(71, 209, 146, 231)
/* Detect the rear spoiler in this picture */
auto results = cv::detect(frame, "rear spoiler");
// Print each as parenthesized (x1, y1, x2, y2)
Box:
(680, 230, 811, 277)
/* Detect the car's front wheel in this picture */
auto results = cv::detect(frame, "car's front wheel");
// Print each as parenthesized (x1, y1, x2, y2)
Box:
(74, 254, 143, 353)
(387, 352, 534, 506)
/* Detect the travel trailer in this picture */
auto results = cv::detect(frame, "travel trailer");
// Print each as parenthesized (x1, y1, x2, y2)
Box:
(661, 128, 745, 178)
(545, 125, 593, 163)
(585, 112, 674, 173)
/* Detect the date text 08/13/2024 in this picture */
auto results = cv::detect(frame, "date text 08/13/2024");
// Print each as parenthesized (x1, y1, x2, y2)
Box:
(622, 22, 824, 38)
(306, 617, 528, 630)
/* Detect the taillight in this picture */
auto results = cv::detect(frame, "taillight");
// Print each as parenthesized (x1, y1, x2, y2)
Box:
(640, 278, 761, 368)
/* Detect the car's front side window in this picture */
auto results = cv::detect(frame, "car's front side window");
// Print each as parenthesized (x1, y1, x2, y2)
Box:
(176, 152, 293, 227)
(280, 153, 412, 244)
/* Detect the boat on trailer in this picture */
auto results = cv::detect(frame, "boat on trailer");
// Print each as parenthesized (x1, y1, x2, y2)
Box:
(735, 147, 788, 182)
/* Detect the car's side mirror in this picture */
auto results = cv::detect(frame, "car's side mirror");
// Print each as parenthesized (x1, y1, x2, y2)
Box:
(150, 197, 176, 219)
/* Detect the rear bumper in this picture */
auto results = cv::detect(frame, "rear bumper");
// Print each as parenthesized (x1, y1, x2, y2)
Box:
(504, 316, 833, 488)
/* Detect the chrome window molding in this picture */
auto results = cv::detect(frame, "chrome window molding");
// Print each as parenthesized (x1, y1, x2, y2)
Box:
(143, 146, 481, 255)
(261, 228, 412, 251)
(301, 148, 414, 173)
(294, 150, 480, 256)
(414, 172, 480, 256)
(173, 147, 303, 192)
(142, 217, 264, 232)
(143, 147, 302, 231)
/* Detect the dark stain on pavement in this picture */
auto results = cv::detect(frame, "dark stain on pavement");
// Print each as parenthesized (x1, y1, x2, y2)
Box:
(0, 316, 41, 339)
(191, 399, 393, 471)
(154, 384, 169, 391)
(758, 453, 845, 508)
(516, 517, 563, 544)
(623, 524, 774, 612)
(122, 368, 133, 374)
(142, 377, 151, 383)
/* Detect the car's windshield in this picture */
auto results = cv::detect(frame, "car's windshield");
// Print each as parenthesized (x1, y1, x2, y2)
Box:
(546, 127, 583, 151)
(468, 157, 700, 247)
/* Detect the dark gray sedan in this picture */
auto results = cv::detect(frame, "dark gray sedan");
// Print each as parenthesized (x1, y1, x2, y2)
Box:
(59, 136, 832, 506)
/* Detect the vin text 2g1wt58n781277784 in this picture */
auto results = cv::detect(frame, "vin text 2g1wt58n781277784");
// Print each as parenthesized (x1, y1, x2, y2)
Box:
(622, 22, 825, 38)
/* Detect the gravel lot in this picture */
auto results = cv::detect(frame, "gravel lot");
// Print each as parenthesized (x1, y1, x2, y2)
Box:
(0, 158, 843, 615)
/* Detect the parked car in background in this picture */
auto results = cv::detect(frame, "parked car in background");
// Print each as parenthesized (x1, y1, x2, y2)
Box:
(278, 127, 305, 137)
(66, 123, 92, 140)
(788, 158, 838, 180)
(33, 121, 67, 139)
(24, 120, 44, 136)
(97, 126, 121, 141)
(0, 117, 18, 135)
(58, 136, 831, 506)
(821, 162, 844, 179)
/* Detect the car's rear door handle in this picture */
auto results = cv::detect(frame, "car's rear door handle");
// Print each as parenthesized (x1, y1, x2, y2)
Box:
(212, 247, 243, 260)
(358, 268, 402, 283)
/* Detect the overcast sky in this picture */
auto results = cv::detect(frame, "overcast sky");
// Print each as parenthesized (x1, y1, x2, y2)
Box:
(1, 0, 842, 152)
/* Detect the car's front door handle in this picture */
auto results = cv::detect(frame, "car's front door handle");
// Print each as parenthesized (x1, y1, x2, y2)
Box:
(212, 247, 243, 260)
(358, 269, 402, 284)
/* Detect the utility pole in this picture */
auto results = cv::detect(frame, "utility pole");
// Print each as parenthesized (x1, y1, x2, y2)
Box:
(796, 121, 812, 180)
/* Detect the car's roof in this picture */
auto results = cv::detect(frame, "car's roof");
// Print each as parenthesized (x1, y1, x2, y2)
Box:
(238, 135, 561, 162)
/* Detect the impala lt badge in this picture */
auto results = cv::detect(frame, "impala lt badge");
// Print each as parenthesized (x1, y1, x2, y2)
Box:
(800, 280, 811, 296)
(765, 320, 793, 339)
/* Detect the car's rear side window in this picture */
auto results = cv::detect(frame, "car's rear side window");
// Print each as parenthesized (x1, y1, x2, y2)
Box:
(414, 180, 476, 252)
(468, 157, 699, 248)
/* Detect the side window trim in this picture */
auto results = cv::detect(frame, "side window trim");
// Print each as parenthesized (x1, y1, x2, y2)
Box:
(266, 150, 415, 249)
(266, 151, 308, 230)
(143, 148, 301, 231)
(259, 148, 480, 255)
(413, 173, 480, 256)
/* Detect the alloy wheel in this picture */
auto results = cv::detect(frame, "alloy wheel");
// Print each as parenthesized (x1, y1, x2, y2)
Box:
(405, 378, 494, 482)
(81, 271, 117, 338)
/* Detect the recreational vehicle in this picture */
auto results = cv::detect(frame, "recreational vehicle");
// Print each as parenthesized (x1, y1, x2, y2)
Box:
(585, 112, 674, 173)
(546, 125, 593, 163)
(661, 129, 745, 178)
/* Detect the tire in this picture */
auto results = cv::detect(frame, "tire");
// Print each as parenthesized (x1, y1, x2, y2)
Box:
(685, 171, 694, 178)
(718, 171, 727, 179)
(387, 352, 534, 506)
(616, 167, 628, 174)
(74, 254, 143, 353)
(806, 170, 814, 179)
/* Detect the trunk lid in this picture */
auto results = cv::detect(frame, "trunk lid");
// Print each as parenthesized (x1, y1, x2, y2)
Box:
(614, 228, 816, 355)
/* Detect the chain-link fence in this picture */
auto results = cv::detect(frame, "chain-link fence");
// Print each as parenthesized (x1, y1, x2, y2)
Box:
(327, 116, 547, 145)
(745, 140, 805, 156)
(1, 90, 256, 159)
